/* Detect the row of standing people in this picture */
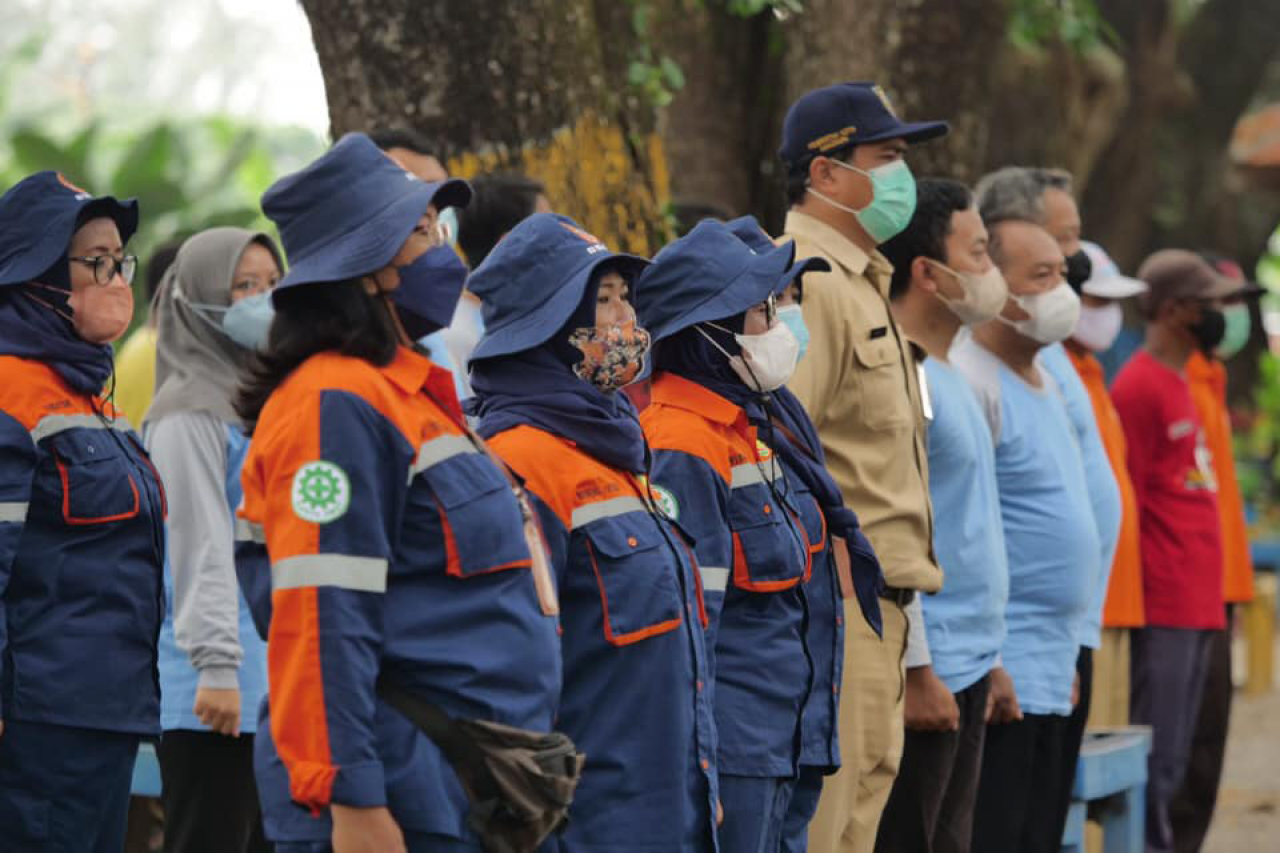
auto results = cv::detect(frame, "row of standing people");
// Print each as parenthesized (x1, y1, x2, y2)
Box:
(0, 79, 1254, 853)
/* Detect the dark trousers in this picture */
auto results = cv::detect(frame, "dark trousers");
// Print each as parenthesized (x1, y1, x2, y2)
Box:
(0, 719, 139, 853)
(876, 673, 990, 853)
(1169, 607, 1234, 853)
(1131, 626, 1215, 853)
(158, 729, 271, 853)
(1049, 647, 1093, 845)
(718, 774, 796, 853)
(971, 712, 1073, 853)
(779, 765, 825, 853)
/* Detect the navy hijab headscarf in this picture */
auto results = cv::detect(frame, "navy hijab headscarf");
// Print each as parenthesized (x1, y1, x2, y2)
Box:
(467, 271, 647, 473)
(0, 173, 139, 397)
(655, 274, 885, 635)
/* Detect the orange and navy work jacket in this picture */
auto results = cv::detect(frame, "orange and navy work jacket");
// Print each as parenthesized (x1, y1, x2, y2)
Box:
(1066, 346, 1144, 628)
(0, 356, 166, 733)
(640, 372, 812, 778)
(234, 348, 561, 840)
(488, 424, 719, 851)
(1187, 352, 1255, 604)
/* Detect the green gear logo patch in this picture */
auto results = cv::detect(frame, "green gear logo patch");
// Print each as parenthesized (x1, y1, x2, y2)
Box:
(291, 461, 351, 524)
(650, 484, 680, 521)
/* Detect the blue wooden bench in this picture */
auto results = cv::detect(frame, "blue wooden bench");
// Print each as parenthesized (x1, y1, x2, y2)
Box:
(131, 741, 162, 797)
(1060, 726, 1152, 853)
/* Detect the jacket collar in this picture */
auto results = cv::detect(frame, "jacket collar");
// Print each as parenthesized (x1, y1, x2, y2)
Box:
(650, 372, 747, 428)
(783, 209, 894, 297)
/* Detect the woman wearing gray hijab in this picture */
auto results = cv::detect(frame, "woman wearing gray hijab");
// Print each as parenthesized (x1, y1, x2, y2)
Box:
(143, 227, 282, 853)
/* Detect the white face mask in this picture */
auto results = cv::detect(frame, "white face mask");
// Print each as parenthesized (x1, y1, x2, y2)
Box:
(1072, 302, 1123, 353)
(698, 320, 800, 393)
(925, 259, 1009, 326)
(1000, 280, 1081, 344)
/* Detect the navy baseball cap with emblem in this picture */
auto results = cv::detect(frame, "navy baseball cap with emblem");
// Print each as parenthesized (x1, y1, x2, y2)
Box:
(779, 82, 950, 167)
(262, 132, 471, 301)
(635, 218, 827, 343)
(468, 212, 650, 361)
(0, 171, 139, 288)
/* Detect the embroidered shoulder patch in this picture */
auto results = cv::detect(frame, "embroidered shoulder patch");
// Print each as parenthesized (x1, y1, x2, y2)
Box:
(650, 484, 680, 521)
(291, 461, 351, 523)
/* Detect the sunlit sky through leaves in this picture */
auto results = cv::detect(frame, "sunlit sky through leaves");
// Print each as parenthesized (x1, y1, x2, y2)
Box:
(8, 0, 330, 134)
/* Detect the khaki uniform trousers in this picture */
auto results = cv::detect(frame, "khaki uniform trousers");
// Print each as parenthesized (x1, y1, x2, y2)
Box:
(807, 601, 908, 853)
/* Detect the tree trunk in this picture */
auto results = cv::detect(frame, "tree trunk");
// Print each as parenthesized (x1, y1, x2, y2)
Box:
(299, 0, 670, 253)
(658, 4, 786, 230)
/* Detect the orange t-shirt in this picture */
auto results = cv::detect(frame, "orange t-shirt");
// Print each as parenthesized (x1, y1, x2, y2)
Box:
(1186, 351, 1255, 603)
(1066, 346, 1145, 627)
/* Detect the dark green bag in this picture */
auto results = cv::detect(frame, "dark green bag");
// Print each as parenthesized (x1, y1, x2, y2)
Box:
(376, 676, 585, 853)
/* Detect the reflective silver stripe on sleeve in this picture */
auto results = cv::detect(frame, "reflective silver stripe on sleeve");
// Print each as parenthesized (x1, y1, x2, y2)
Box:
(234, 517, 265, 544)
(729, 462, 781, 489)
(271, 554, 388, 592)
(700, 566, 730, 592)
(570, 496, 648, 530)
(409, 434, 477, 480)
(30, 413, 133, 444)
(0, 501, 29, 523)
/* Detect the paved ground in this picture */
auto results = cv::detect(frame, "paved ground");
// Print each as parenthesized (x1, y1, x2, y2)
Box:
(1203, 648, 1280, 851)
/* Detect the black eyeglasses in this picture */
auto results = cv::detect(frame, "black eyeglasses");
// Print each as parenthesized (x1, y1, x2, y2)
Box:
(69, 254, 138, 286)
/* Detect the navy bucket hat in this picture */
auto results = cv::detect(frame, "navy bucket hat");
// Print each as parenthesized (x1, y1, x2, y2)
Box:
(727, 214, 830, 296)
(0, 171, 139, 288)
(636, 219, 827, 343)
(262, 132, 471, 300)
(468, 213, 650, 361)
(779, 82, 949, 167)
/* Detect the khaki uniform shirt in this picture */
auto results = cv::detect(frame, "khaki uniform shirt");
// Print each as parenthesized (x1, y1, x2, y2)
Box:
(782, 210, 941, 592)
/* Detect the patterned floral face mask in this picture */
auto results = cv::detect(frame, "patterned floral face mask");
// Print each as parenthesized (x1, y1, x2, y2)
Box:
(568, 321, 651, 393)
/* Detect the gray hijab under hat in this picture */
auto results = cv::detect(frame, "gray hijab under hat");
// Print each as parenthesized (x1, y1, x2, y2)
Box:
(145, 227, 282, 427)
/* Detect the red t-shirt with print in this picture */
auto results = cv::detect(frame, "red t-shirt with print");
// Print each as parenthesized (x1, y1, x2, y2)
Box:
(1111, 349, 1225, 629)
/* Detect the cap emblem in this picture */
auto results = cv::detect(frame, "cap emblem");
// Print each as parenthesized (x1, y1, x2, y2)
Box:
(808, 125, 858, 153)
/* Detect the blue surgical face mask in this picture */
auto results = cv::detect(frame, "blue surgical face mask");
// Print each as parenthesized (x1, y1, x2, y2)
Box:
(222, 291, 275, 350)
(180, 289, 274, 350)
(777, 304, 809, 362)
(392, 244, 469, 341)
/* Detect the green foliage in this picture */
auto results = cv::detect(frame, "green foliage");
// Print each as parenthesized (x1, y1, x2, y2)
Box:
(0, 30, 326, 338)
(725, 0, 804, 17)
(1009, 0, 1116, 53)
(627, 1, 686, 108)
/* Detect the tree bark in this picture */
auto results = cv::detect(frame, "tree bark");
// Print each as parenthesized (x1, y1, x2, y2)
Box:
(781, 0, 1012, 184)
(299, 0, 670, 253)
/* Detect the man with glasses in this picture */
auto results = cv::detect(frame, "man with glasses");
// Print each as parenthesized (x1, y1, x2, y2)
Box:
(1110, 250, 1240, 853)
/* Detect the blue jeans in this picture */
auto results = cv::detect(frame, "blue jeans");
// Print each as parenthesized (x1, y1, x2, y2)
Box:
(719, 774, 796, 853)
(780, 766, 825, 852)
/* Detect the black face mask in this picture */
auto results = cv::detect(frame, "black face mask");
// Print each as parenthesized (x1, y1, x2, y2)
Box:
(1190, 306, 1226, 352)
(1065, 250, 1093, 292)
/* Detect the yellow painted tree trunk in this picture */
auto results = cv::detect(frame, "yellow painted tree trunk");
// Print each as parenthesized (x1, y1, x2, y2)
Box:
(299, 0, 671, 255)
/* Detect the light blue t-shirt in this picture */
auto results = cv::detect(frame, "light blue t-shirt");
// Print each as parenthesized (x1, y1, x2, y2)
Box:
(157, 424, 269, 732)
(952, 336, 1100, 716)
(1040, 343, 1122, 649)
(921, 357, 1009, 694)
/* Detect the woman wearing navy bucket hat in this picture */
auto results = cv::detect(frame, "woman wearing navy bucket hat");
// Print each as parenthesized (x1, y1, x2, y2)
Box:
(231, 134, 568, 853)
(723, 217, 886, 853)
(634, 218, 834, 852)
(0, 171, 167, 852)
(465, 212, 720, 852)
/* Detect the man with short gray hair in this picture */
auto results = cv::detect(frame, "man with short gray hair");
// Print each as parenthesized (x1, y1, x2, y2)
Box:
(974, 166, 1124, 846)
